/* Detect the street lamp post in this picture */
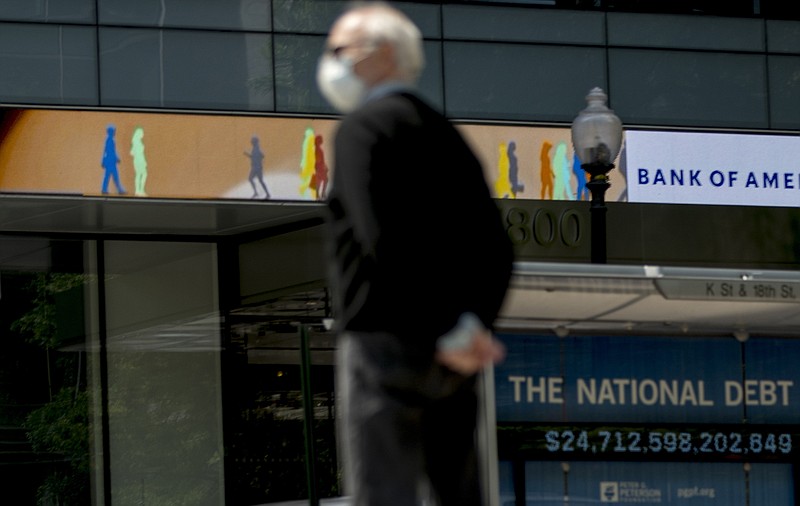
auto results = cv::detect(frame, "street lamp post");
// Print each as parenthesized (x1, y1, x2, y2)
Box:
(571, 87, 623, 264)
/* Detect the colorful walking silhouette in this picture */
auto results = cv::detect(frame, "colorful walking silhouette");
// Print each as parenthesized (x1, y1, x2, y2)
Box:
(573, 151, 589, 201)
(539, 140, 554, 200)
(552, 141, 574, 200)
(299, 127, 316, 199)
(616, 137, 628, 202)
(507, 141, 524, 197)
(130, 127, 148, 197)
(494, 142, 513, 198)
(101, 125, 125, 195)
(244, 136, 270, 199)
(312, 134, 329, 200)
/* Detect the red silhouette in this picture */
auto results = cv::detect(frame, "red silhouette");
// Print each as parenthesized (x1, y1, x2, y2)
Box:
(311, 135, 329, 200)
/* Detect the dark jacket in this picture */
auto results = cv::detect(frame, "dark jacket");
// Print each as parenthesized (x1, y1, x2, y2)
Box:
(326, 91, 513, 346)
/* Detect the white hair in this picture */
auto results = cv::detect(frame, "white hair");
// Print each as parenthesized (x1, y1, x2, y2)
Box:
(342, 2, 425, 83)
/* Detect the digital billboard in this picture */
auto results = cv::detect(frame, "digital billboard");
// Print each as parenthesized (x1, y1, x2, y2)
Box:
(0, 108, 627, 203)
(625, 130, 800, 207)
(495, 334, 800, 464)
(496, 334, 800, 424)
(3, 108, 798, 208)
(501, 460, 794, 505)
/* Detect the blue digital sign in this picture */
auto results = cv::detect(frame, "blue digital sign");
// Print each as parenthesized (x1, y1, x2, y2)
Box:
(566, 461, 745, 504)
(744, 338, 800, 423)
(499, 461, 794, 505)
(749, 463, 794, 506)
(495, 334, 800, 424)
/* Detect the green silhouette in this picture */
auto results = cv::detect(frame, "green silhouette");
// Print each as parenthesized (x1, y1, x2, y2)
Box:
(553, 141, 574, 200)
(130, 127, 148, 197)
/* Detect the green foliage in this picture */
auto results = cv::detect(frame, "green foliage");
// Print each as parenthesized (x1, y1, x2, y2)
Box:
(24, 388, 90, 504)
(11, 272, 93, 505)
(11, 273, 91, 350)
(25, 389, 90, 472)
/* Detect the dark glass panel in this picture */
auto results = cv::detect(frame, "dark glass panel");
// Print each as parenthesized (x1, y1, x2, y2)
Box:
(0, 238, 96, 504)
(444, 41, 606, 122)
(609, 48, 767, 128)
(98, 0, 271, 31)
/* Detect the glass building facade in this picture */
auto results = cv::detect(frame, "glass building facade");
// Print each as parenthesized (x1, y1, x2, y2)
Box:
(1, 1, 799, 505)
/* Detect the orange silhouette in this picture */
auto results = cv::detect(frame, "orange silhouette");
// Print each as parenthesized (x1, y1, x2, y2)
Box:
(540, 141, 554, 200)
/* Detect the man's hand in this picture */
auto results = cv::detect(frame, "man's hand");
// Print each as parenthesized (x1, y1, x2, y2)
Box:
(435, 329, 506, 376)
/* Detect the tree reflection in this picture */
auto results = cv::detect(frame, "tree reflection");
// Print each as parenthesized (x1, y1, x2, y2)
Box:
(11, 273, 91, 505)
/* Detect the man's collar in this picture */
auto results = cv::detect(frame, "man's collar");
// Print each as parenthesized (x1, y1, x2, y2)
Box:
(364, 81, 415, 103)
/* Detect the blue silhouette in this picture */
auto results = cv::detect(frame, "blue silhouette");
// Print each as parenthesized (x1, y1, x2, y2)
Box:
(507, 141, 524, 196)
(244, 136, 270, 199)
(573, 152, 589, 201)
(101, 125, 125, 195)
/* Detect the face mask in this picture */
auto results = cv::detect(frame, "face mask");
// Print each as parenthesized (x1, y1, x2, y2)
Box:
(316, 54, 368, 114)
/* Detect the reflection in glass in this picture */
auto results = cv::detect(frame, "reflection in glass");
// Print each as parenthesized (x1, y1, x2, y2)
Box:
(224, 289, 340, 504)
(0, 23, 98, 105)
(100, 27, 273, 110)
(104, 241, 224, 505)
(98, 0, 270, 31)
(0, 239, 97, 504)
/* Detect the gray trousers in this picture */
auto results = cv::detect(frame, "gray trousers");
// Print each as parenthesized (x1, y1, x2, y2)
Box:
(336, 331, 483, 506)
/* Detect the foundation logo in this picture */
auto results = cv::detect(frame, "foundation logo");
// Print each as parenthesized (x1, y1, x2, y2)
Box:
(599, 481, 662, 503)
(600, 482, 619, 502)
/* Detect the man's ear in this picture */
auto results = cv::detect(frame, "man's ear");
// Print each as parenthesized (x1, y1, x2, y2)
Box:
(377, 42, 400, 76)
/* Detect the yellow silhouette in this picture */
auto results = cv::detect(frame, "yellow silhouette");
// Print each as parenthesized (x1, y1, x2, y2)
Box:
(494, 142, 513, 199)
(299, 127, 317, 199)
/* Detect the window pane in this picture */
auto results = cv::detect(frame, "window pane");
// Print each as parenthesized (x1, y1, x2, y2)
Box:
(104, 241, 224, 505)
(222, 325, 316, 503)
(0, 23, 97, 105)
(443, 5, 605, 45)
(230, 233, 337, 503)
(609, 49, 768, 128)
(273, 0, 441, 37)
(99, 28, 161, 108)
(769, 56, 800, 130)
(225, 304, 329, 500)
(0, 237, 99, 504)
(762, 1, 800, 21)
(275, 34, 442, 114)
(767, 20, 800, 53)
(419, 42, 444, 111)
(608, 12, 764, 51)
(0, 0, 94, 23)
(605, 0, 757, 17)
(221, 324, 338, 503)
(274, 34, 327, 113)
(100, 28, 273, 111)
(444, 42, 606, 122)
(98, 0, 271, 31)
(273, 0, 357, 34)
